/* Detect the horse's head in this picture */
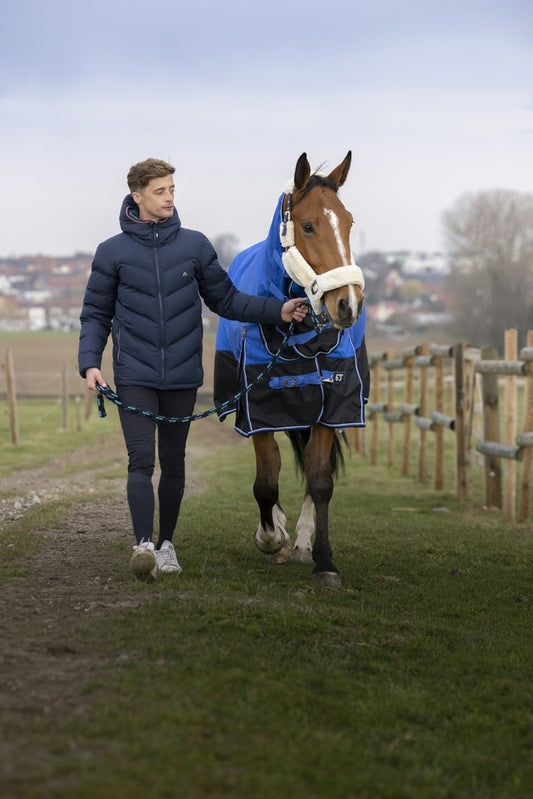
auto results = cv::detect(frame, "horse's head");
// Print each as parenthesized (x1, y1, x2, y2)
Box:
(280, 152, 364, 329)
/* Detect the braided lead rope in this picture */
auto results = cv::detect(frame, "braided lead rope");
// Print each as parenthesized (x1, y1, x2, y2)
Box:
(96, 313, 321, 424)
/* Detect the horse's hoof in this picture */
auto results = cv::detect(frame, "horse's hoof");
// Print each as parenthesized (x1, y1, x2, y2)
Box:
(267, 544, 292, 564)
(312, 571, 342, 590)
(291, 546, 313, 564)
(254, 528, 285, 555)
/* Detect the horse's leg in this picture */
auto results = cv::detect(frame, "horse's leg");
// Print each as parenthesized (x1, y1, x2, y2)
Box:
(252, 432, 291, 563)
(292, 494, 314, 563)
(305, 425, 342, 588)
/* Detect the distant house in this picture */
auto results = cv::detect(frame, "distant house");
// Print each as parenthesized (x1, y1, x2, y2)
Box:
(0, 253, 91, 331)
(0, 296, 45, 332)
(27, 306, 47, 331)
(401, 251, 449, 278)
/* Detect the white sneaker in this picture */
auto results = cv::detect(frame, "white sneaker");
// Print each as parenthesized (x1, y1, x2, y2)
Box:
(131, 540, 157, 582)
(155, 540, 182, 574)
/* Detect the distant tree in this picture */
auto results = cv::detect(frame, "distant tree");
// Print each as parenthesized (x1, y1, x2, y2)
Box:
(211, 233, 240, 270)
(443, 190, 533, 350)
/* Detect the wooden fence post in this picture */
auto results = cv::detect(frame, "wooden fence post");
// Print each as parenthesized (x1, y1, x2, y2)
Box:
(61, 359, 69, 430)
(433, 353, 444, 490)
(5, 349, 19, 445)
(401, 352, 415, 477)
(85, 386, 93, 420)
(417, 343, 429, 483)
(348, 426, 364, 455)
(386, 350, 396, 467)
(475, 335, 528, 520)
(75, 395, 82, 432)
(455, 343, 469, 499)
(503, 330, 518, 522)
(369, 353, 386, 467)
(429, 344, 456, 491)
(518, 331, 533, 522)
(480, 345, 501, 509)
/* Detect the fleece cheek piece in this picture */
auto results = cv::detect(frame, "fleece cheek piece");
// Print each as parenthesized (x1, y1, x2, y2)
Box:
(279, 191, 365, 314)
(281, 243, 365, 315)
(279, 218, 295, 249)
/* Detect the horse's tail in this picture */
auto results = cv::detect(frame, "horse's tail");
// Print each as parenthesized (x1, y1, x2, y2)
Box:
(286, 429, 347, 480)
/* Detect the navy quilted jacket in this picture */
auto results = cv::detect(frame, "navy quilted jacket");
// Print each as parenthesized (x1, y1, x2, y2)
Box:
(78, 196, 285, 389)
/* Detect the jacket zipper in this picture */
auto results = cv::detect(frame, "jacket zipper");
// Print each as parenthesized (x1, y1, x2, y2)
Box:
(153, 227, 165, 384)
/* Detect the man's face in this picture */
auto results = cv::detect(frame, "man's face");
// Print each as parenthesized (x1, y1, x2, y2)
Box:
(132, 175, 175, 222)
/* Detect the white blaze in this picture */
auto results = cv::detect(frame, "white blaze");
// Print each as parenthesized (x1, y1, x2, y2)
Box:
(323, 208, 349, 265)
(348, 284, 358, 315)
(323, 208, 360, 319)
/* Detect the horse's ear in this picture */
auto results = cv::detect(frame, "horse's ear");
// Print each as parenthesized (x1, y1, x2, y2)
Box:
(294, 153, 311, 190)
(327, 151, 352, 190)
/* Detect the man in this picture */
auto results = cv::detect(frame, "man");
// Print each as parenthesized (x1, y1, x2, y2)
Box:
(78, 158, 307, 582)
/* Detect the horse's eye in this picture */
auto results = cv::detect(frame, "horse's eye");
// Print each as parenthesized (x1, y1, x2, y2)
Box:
(302, 222, 315, 234)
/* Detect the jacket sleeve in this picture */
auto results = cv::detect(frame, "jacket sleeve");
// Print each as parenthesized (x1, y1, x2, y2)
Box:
(78, 244, 118, 377)
(195, 236, 284, 323)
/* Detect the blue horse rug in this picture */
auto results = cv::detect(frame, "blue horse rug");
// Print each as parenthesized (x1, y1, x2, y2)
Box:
(214, 193, 369, 437)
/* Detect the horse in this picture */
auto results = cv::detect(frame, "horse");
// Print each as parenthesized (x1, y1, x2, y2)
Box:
(214, 152, 369, 588)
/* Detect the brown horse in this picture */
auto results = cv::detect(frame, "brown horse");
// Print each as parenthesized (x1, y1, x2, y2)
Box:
(215, 152, 368, 588)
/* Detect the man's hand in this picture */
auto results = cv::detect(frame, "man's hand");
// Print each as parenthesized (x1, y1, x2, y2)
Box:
(85, 367, 107, 393)
(281, 298, 308, 324)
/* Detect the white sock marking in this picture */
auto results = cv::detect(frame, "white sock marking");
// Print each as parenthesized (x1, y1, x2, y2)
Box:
(294, 494, 315, 552)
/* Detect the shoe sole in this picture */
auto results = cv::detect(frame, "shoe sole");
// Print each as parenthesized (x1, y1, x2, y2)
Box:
(131, 550, 157, 582)
(155, 546, 182, 574)
(158, 564, 183, 574)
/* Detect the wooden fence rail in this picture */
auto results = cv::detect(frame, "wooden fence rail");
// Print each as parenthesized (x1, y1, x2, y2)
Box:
(359, 328, 533, 522)
(2, 349, 84, 443)
(366, 341, 460, 490)
(4, 329, 533, 522)
(473, 330, 533, 522)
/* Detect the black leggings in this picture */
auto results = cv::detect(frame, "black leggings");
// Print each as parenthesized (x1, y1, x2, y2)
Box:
(116, 385, 197, 547)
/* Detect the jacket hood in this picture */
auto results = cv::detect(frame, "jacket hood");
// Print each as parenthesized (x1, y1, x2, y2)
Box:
(119, 194, 182, 244)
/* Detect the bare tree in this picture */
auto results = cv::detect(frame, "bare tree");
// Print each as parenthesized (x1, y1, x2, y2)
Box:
(211, 233, 240, 271)
(443, 190, 533, 350)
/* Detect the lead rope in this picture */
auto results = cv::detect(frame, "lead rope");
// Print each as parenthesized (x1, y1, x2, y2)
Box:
(96, 304, 325, 424)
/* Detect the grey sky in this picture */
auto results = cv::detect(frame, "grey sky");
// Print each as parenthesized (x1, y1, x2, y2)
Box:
(1, 0, 531, 257)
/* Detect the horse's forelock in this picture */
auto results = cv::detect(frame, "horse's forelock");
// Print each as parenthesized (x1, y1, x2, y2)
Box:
(293, 173, 338, 204)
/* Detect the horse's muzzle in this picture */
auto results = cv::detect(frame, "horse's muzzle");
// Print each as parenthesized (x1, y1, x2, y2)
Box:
(325, 286, 364, 329)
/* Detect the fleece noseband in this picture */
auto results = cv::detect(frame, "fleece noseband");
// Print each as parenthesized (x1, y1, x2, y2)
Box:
(279, 184, 365, 315)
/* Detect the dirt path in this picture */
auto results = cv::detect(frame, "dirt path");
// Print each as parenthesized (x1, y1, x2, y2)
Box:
(0, 418, 244, 741)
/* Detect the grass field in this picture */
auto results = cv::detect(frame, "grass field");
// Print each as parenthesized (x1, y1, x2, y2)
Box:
(1, 392, 533, 798)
